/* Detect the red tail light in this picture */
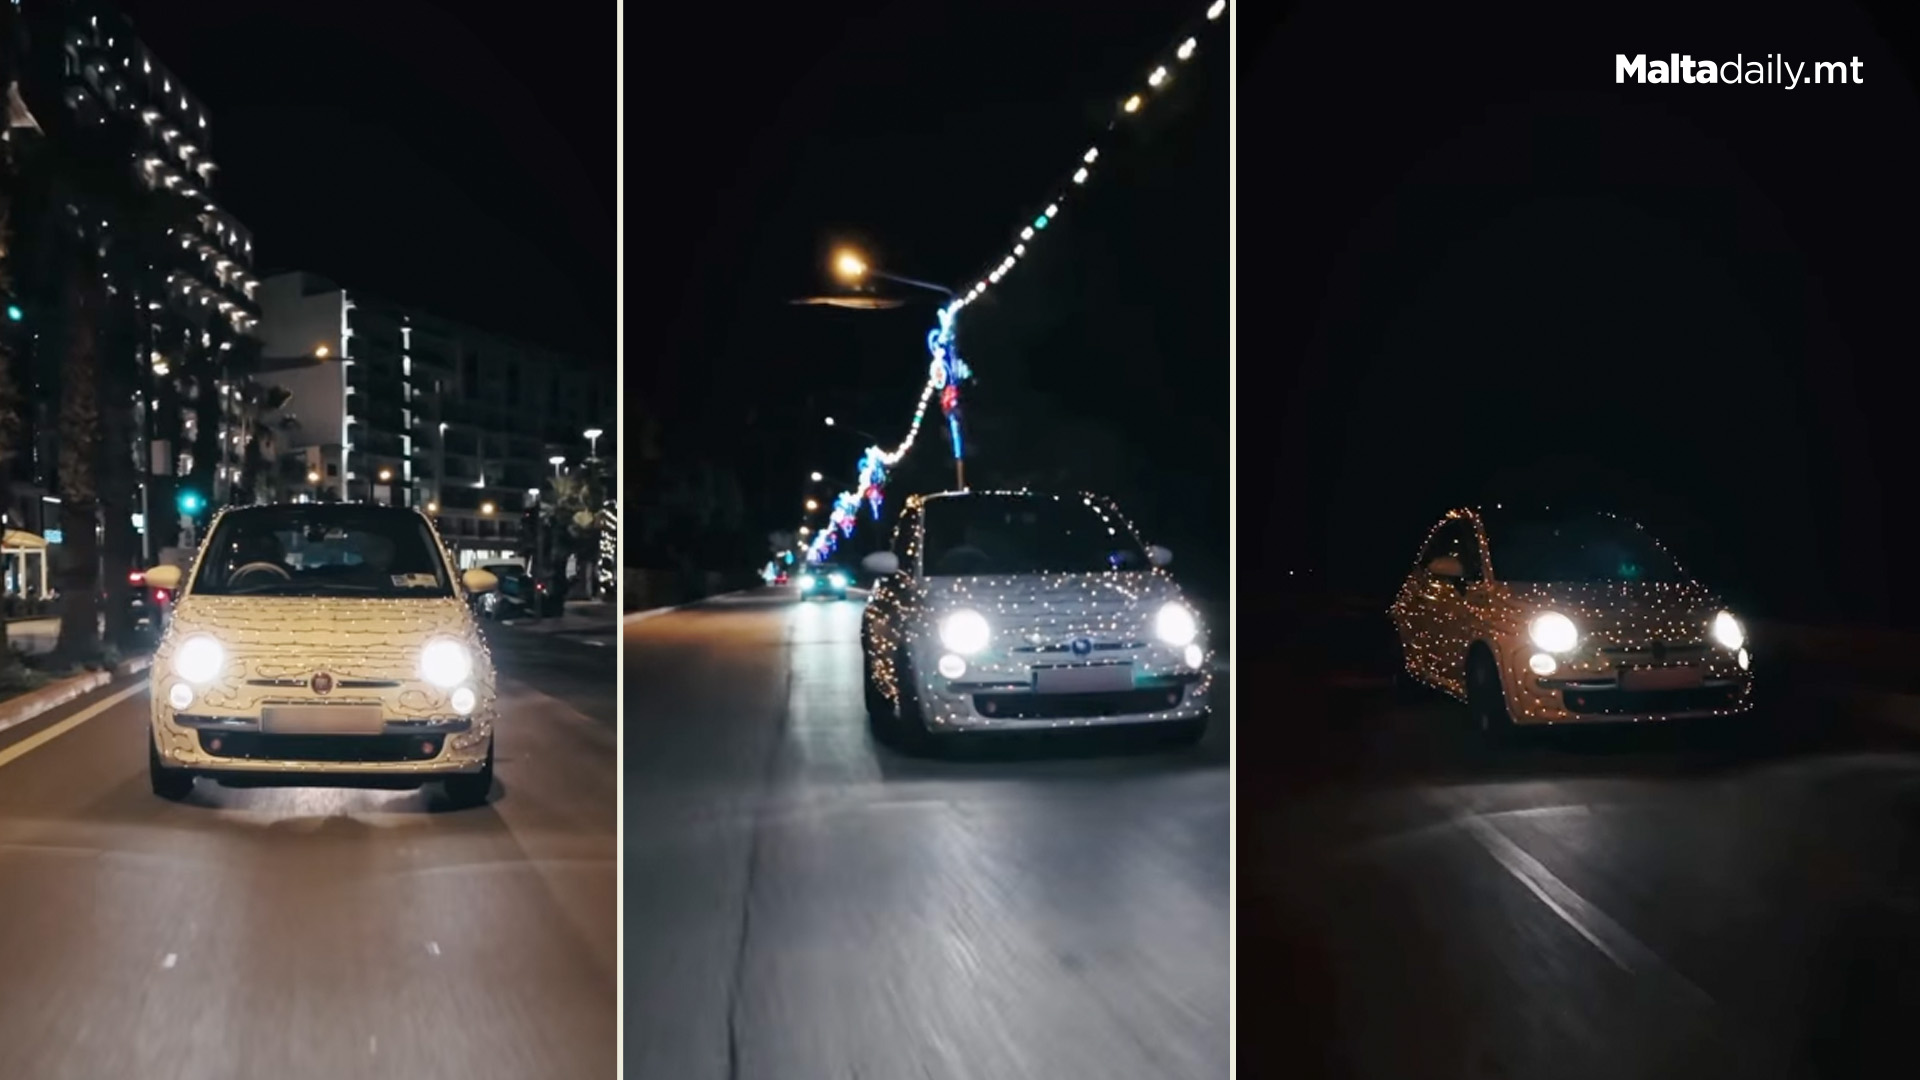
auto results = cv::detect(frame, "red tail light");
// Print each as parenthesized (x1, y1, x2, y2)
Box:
(153, 589, 169, 603)
(129, 571, 144, 584)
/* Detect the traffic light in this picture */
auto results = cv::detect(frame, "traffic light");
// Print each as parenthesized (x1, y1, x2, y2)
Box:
(4, 304, 20, 323)
(177, 490, 204, 514)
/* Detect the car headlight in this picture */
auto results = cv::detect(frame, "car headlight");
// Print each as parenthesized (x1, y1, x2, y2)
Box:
(1155, 601, 1199, 647)
(939, 609, 991, 654)
(829, 573, 848, 589)
(797, 574, 816, 589)
(173, 635, 225, 684)
(1529, 611, 1578, 653)
(1711, 610, 1745, 651)
(419, 639, 474, 689)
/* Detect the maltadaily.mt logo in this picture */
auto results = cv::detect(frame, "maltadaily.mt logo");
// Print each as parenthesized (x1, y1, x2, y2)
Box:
(1615, 54, 1864, 89)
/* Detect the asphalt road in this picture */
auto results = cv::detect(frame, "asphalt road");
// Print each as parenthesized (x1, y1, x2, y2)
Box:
(0, 623, 616, 1080)
(1241, 608, 1920, 1080)
(623, 587, 1231, 1080)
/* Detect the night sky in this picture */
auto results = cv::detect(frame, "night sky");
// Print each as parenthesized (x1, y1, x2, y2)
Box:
(111, 0, 614, 362)
(1244, 0, 1920, 629)
(638, 0, 1229, 596)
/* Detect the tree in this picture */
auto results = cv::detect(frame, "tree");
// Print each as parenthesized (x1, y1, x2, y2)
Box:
(0, 184, 28, 677)
(52, 259, 101, 665)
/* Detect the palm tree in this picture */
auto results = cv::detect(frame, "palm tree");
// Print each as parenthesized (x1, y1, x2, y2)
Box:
(0, 192, 29, 677)
(52, 259, 101, 665)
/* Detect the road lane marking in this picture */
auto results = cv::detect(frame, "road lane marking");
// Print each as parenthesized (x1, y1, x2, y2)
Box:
(161, 953, 177, 970)
(0, 682, 146, 771)
(426, 941, 441, 956)
(1430, 791, 1713, 1007)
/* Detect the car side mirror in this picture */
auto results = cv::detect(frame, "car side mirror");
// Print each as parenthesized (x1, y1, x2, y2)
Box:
(144, 565, 182, 591)
(1427, 556, 1465, 580)
(1146, 545, 1173, 568)
(462, 568, 499, 594)
(862, 552, 901, 577)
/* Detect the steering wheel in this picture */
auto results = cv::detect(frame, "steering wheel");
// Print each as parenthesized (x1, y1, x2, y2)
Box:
(229, 561, 292, 586)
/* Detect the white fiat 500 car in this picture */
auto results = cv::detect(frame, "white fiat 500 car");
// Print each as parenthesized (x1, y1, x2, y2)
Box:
(1390, 506, 1754, 732)
(860, 490, 1213, 747)
(144, 503, 501, 806)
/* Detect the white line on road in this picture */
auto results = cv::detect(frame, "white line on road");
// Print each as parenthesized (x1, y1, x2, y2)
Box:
(161, 953, 177, 970)
(0, 682, 146, 771)
(1430, 791, 1713, 1006)
(426, 941, 441, 956)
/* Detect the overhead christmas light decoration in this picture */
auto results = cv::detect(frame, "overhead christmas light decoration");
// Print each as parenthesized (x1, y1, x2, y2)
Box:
(802, 1, 1227, 566)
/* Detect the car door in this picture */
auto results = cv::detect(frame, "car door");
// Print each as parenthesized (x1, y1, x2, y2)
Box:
(864, 504, 920, 653)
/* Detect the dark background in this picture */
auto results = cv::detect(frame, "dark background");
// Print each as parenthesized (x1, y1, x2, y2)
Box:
(631, 0, 1229, 600)
(1244, 0, 1920, 632)
(113, 0, 614, 361)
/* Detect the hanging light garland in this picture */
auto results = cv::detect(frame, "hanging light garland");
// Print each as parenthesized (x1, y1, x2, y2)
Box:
(803, 0, 1227, 566)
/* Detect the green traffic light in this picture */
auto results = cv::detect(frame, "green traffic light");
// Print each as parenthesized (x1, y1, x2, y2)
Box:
(177, 491, 203, 513)
(5, 305, 20, 322)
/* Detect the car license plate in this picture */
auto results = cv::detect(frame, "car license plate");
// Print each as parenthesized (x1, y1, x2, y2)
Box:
(1618, 666, 1704, 693)
(1033, 664, 1133, 694)
(261, 705, 386, 735)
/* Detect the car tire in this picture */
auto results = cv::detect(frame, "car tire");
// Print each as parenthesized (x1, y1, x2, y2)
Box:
(1164, 712, 1210, 746)
(149, 739, 193, 801)
(1467, 648, 1515, 739)
(880, 652, 944, 755)
(442, 742, 495, 809)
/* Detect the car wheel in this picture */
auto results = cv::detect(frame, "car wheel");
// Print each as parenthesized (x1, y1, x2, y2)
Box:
(149, 739, 193, 801)
(442, 742, 495, 809)
(1392, 648, 1427, 703)
(879, 651, 943, 754)
(1467, 648, 1514, 738)
(1164, 712, 1210, 746)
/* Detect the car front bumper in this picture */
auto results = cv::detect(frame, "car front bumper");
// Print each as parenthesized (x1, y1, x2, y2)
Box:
(152, 704, 495, 774)
(1500, 645, 1756, 725)
(907, 645, 1214, 732)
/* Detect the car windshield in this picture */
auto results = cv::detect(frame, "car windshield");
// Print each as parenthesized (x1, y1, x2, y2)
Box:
(191, 505, 454, 598)
(1483, 510, 1685, 584)
(921, 495, 1149, 576)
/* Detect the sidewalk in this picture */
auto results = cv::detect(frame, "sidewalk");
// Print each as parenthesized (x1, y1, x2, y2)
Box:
(497, 599, 618, 635)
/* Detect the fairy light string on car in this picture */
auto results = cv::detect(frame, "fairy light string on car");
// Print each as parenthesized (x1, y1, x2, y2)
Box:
(800, 0, 1228, 566)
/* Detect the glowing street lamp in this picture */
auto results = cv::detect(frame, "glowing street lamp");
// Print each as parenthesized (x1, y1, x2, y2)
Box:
(314, 343, 330, 359)
(805, 499, 819, 512)
(480, 501, 496, 516)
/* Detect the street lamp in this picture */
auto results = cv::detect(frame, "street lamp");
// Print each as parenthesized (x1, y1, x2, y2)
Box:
(806, 499, 819, 512)
(480, 501, 495, 516)
(832, 247, 957, 299)
(584, 428, 603, 456)
(810, 471, 823, 482)
(377, 468, 392, 482)
(549, 454, 566, 478)
(823, 416, 835, 427)
(826, 247, 967, 490)
(314, 344, 330, 359)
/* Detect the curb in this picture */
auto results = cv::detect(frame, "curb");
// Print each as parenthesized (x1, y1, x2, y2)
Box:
(623, 588, 755, 625)
(0, 669, 116, 739)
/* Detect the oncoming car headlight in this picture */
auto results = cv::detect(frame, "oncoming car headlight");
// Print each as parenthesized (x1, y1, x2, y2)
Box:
(419, 639, 474, 689)
(1155, 602, 1199, 647)
(1712, 610, 1745, 651)
(939, 609, 991, 655)
(797, 574, 816, 589)
(829, 573, 848, 589)
(1529, 611, 1579, 653)
(172, 635, 225, 684)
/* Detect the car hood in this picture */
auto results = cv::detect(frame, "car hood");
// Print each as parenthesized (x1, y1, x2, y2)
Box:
(925, 570, 1190, 643)
(1502, 580, 1727, 643)
(165, 594, 486, 676)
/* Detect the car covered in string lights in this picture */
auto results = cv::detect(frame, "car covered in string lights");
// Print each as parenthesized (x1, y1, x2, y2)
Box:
(143, 503, 503, 807)
(796, 564, 851, 601)
(860, 490, 1213, 746)
(1390, 506, 1754, 732)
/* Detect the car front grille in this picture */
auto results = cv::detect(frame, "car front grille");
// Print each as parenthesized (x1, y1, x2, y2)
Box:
(972, 686, 1186, 719)
(196, 731, 444, 763)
